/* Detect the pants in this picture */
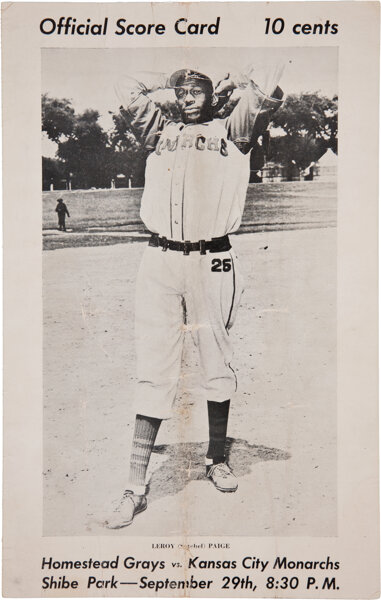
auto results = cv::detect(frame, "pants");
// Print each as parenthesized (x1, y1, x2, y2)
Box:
(134, 245, 244, 420)
(58, 214, 66, 230)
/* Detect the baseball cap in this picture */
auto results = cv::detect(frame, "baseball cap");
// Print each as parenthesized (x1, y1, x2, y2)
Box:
(169, 69, 213, 94)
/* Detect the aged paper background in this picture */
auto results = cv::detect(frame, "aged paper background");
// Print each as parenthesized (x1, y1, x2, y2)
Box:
(2, 1, 379, 597)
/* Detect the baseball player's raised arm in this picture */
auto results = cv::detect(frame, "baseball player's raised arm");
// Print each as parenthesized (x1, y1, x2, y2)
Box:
(115, 73, 169, 151)
(223, 64, 284, 154)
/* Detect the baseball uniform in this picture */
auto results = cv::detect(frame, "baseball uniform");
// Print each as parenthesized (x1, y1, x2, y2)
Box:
(116, 70, 283, 420)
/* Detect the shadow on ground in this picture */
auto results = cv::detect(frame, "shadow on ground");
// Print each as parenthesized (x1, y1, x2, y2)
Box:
(147, 437, 290, 503)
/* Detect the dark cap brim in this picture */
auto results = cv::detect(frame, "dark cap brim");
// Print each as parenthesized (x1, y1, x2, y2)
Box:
(169, 69, 213, 88)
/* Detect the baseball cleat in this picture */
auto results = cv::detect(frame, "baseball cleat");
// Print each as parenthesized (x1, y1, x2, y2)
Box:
(105, 490, 147, 529)
(206, 462, 238, 492)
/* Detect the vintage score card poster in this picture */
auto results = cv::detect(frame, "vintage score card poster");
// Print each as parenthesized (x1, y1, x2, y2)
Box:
(2, 1, 379, 598)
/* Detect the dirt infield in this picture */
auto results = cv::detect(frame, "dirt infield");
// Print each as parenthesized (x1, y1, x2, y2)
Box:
(43, 227, 336, 537)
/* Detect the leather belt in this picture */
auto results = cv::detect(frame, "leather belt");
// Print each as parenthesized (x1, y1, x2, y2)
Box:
(148, 233, 231, 255)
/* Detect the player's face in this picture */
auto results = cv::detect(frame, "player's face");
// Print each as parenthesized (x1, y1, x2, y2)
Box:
(176, 82, 211, 124)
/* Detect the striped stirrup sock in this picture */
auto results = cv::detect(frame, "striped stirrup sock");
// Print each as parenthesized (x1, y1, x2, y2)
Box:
(128, 414, 162, 494)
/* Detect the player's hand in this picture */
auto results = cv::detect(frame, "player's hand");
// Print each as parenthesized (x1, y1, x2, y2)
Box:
(214, 73, 236, 96)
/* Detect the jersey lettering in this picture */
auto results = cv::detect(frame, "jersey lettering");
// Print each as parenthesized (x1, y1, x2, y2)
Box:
(207, 137, 220, 152)
(195, 135, 206, 150)
(155, 136, 179, 155)
(181, 134, 195, 149)
(220, 138, 228, 157)
(155, 132, 229, 157)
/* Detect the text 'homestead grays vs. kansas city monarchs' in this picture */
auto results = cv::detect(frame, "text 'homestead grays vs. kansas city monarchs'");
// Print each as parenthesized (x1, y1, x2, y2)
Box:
(105, 63, 285, 528)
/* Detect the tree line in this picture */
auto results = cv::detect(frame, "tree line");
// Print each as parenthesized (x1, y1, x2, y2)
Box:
(42, 91, 337, 190)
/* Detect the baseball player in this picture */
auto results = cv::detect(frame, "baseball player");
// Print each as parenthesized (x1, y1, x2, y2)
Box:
(106, 65, 283, 529)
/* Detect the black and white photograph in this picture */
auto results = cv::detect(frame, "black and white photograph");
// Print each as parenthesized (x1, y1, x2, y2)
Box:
(42, 46, 337, 536)
(2, 2, 379, 596)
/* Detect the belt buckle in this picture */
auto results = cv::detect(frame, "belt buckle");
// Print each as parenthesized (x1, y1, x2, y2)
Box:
(199, 240, 206, 255)
(183, 241, 191, 256)
(149, 234, 159, 248)
(161, 236, 169, 252)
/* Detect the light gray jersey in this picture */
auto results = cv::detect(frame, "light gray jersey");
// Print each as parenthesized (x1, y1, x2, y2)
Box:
(116, 72, 282, 241)
(141, 118, 249, 240)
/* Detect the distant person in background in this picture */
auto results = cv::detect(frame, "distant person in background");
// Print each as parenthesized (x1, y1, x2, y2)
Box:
(56, 198, 70, 231)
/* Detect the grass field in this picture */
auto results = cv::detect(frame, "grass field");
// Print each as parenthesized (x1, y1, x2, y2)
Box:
(43, 180, 336, 250)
